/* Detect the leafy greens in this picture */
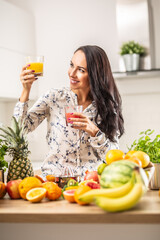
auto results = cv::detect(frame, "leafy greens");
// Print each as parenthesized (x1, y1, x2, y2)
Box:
(128, 129, 160, 163)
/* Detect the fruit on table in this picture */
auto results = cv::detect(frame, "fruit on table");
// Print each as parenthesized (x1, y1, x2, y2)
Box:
(19, 177, 42, 199)
(74, 185, 91, 205)
(0, 116, 34, 182)
(131, 151, 150, 168)
(85, 181, 100, 189)
(0, 181, 6, 199)
(79, 179, 97, 186)
(65, 186, 79, 191)
(100, 160, 148, 189)
(63, 189, 76, 203)
(84, 170, 99, 183)
(94, 171, 143, 212)
(78, 176, 134, 204)
(43, 182, 62, 200)
(7, 179, 22, 199)
(46, 175, 55, 182)
(126, 156, 142, 167)
(100, 160, 137, 188)
(97, 163, 107, 175)
(125, 150, 137, 159)
(26, 187, 46, 203)
(105, 149, 125, 165)
(67, 179, 77, 187)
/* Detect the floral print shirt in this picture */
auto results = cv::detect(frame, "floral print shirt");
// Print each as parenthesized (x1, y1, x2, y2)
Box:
(14, 87, 119, 177)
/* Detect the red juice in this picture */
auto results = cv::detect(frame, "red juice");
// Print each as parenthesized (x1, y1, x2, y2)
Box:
(65, 113, 79, 124)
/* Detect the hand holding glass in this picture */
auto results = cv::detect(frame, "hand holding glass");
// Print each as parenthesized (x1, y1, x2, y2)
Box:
(65, 105, 83, 126)
(26, 56, 44, 76)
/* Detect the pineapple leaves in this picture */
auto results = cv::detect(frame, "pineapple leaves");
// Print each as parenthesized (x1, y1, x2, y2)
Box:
(11, 116, 20, 136)
(0, 116, 30, 160)
(0, 127, 14, 139)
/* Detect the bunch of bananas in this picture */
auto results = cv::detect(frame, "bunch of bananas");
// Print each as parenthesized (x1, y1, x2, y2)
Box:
(78, 167, 147, 212)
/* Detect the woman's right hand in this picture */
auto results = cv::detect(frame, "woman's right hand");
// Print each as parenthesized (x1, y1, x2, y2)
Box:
(20, 64, 38, 91)
(19, 64, 38, 102)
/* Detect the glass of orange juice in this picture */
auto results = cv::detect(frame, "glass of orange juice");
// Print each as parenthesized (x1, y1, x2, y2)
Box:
(65, 105, 83, 126)
(26, 56, 44, 76)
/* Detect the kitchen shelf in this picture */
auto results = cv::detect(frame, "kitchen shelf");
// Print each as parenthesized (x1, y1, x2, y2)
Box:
(113, 69, 160, 79)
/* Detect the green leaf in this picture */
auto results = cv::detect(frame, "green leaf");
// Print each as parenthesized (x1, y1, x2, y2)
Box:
(127, 129, 160, 163)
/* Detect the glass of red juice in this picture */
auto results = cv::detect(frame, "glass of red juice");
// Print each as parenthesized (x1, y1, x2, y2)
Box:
(65, 105, 83, 126)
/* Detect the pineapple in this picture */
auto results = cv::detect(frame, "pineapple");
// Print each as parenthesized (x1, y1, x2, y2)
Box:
(0, 116, 34, 182)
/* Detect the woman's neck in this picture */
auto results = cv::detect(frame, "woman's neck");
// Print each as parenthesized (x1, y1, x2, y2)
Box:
(71, 88, 92, 109)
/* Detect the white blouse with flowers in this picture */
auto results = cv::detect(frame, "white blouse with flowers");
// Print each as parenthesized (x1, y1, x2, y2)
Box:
(14, 87, 119, 177)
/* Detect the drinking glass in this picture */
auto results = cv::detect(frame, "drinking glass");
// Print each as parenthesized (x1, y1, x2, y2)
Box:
(65, 105, 83, 126)
(26, 56, 44, 76)
(64, 105, 83, 178)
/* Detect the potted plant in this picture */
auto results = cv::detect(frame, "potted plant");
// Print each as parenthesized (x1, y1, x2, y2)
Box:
(0, 139, 8, 182)
(128, 129, 160, 189)
(120, 40, 145, 71)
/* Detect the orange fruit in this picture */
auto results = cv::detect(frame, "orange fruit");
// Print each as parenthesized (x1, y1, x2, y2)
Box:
(132, 151, 150, 168)
(125, 150, 137, 159)
(18, 177, 42, 199)
(46, 175, 55, 182)
(26, 187, 46, 203)
(65, 186, 79, 191)
(43, 182, 62, 200)
(63, 189, 76, 203)
(126, 156, 142, 167)
(0, 182, 6, 199)
(105, 149, 125, 165)
(74, 185, 91, 205)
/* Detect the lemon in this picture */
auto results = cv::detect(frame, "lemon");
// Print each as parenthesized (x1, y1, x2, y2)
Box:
(26, 187, 46, 203)
(132, 151, 150, 168)
(105, 149, 125, 165)
(18, 177, 42, 199)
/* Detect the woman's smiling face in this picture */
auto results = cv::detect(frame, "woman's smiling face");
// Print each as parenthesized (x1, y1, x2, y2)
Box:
(68, 50, 90, 91)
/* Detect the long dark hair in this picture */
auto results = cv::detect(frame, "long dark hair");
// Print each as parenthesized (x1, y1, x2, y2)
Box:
(75, 45, 124, 142)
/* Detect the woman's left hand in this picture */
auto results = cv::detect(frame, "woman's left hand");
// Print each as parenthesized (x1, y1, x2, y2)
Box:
(69, 113, 99, 137)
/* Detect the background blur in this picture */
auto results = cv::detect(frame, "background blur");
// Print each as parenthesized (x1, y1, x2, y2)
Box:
(0, 0, 160, 169)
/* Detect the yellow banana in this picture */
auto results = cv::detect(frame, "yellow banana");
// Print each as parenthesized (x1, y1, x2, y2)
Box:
(78, 176, 134, 204)
(94, 181, 143, 212)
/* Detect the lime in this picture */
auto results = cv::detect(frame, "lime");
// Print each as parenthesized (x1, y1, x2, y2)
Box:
(97, 163, 107, 175)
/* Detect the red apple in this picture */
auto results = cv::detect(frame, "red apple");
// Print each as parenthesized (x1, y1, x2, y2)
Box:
(84, 170, 99, 183)
(7, 179, 22, 199)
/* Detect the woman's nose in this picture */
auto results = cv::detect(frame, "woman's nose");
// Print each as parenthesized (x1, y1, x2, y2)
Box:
(70, 68, 76, 77)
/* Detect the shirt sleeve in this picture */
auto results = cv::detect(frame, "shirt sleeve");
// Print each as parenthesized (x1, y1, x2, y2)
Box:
(13, 90, 52, 133)
(88, 130, 119, 160)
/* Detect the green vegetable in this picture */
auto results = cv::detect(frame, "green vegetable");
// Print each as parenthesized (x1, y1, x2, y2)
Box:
(128, 129, 160, 163)
(0, 139, 8, 171)
(120, 41, 145, 56)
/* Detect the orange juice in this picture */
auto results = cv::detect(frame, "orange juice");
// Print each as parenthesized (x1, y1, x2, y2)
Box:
(27, 62, 43, 76)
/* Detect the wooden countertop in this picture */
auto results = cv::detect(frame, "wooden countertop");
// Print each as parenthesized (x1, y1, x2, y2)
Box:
(0, 190, 160, 223)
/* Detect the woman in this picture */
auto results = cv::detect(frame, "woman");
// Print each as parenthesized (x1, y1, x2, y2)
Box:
(14, 45, 124, 177)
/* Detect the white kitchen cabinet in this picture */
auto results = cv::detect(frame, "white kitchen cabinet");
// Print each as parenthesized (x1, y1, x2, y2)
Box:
(0, 0, 38, 100)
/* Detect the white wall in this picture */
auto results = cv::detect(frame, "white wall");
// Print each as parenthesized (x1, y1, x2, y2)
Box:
(2, 0, 119, 166)
(116, 76, 160, 152)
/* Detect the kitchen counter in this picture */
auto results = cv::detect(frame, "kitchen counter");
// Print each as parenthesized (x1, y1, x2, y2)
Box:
(0, 190, 160, 224)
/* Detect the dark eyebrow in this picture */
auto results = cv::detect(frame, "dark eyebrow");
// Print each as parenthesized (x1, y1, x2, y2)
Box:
(70, 60, 87, 71)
